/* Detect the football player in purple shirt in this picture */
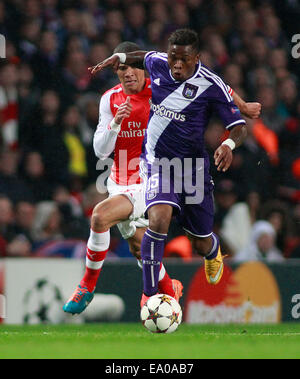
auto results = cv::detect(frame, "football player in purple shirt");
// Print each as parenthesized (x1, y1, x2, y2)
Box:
(90, 29, 261, 307)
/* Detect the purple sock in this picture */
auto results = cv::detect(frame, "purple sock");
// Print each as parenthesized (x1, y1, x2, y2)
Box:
(205, 233, 220, 260)
(141, 228, 167, 296)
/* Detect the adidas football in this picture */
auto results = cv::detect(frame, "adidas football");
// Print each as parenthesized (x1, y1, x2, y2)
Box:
(140, 294, 182, 333)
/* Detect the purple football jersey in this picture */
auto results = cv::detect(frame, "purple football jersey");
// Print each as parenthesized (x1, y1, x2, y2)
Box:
(142, 51, 246, 166)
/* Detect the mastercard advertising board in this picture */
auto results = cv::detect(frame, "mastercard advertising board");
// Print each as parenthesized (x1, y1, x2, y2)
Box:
(184, 261, 281, 323)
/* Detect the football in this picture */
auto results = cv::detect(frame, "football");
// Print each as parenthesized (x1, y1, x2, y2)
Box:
(140, 294, 182, 333)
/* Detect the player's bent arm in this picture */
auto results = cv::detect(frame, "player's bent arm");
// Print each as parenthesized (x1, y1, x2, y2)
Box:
(231, 90, 261, 119)
(89, 51, 148, 74)
(116, 51, 147, 69)
(93, 93, 119, 160)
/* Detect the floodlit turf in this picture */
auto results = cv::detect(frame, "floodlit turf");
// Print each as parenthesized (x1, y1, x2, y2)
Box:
(0, 323, 300, 359)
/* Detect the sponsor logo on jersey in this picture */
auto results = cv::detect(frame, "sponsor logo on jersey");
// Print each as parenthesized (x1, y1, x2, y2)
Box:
(119, 129, 146, 138)
(150, 102, 186, 122)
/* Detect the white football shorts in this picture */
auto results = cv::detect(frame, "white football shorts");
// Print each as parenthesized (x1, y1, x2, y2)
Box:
(106, 177, 148, 239)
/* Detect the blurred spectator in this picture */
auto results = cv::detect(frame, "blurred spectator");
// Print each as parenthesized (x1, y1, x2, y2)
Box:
(20, 150, 53, 202)
(261, 14, 289, 50)
(0, 194, 15, 255)
(18, 19, 41, 61)
(29, 29, 60, 90)
(205, 32, 229, 71)
(276, 77, 298, 118)
(76, 93, 100, 182)
(256, 85, 285, 134)
(0, 149, 33, 203)
(220, 191, 261, 256)
(260, 199, 295, 256)
(12, 200, 36, 242)
(52, 185, 89, 240)
(18, 63, 40, 125)
(123, 3, 147, 45)
(222, 63, 244, 91)
(5, 200, 36, 257)
(87, 42, 115, 92)
(289, 204, 300, 258)
(58, 50, 91, 106)
(61, 105, 88, 192)
(234, 220, 284, 262)
(0, 62, 19, 149)
(31, 201, 63, 245)
(214, 179, 239, 232)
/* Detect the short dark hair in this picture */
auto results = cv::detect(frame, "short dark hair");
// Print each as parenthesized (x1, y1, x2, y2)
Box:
(114, 41, 141, 54)
(168, 29, 200, 52)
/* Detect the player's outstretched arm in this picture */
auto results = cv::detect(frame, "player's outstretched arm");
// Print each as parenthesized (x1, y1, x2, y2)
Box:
(88, 51, 148, 74)
(214, 124, 247, 172)
(232, 91, 262, 119)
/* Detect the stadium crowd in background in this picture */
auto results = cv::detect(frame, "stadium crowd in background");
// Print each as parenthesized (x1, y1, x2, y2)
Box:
(0, 0, 299, 260)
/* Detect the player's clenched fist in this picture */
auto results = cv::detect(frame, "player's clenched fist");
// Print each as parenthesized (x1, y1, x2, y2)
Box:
(114, 97, 132, 124)
(243, 102, 262, 119)
(214, 144, 233, 172)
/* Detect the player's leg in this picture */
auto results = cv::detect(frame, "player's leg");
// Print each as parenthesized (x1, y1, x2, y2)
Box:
(180, 190, 224, 285)
(187, 233, 224, 285)
(127, 227, 182, 300)
(81, 194, 134, 287)
(140, 204, 173, 306)
(63, 195, 133, 314)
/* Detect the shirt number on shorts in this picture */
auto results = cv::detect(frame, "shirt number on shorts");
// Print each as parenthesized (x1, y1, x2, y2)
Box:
(147, 173, 159, 191)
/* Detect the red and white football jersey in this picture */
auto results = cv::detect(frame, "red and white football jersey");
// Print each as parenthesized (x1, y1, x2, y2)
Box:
(94, 78, 151, 186)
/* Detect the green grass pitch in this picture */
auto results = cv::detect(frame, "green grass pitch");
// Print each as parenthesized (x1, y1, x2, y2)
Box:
(0, 323, 300, 359)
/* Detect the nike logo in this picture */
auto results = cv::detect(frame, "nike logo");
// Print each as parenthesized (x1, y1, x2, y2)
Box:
(209, 262, 223, 284)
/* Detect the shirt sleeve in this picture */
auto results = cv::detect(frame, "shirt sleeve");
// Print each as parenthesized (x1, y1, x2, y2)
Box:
(143, 51, 157, 73)
(93, 92, 119, 160)
(143, 51, 168, 74)
(209, 80, 245, 130)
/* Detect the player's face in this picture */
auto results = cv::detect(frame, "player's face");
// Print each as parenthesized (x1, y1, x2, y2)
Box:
(167, 44, 200, 81)
(117, 64, 146, 94)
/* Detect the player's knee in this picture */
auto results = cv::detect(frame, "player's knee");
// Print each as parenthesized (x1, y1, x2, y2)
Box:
(149, 213, 171, 234)
(91, 207, 108, 232)
(148, 206, 172, 234)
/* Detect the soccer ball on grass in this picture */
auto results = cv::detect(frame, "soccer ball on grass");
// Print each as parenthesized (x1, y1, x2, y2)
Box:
(140, 294, 182, 333)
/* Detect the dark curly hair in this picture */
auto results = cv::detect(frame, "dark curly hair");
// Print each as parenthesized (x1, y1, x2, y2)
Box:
(168, 29, 200, 52)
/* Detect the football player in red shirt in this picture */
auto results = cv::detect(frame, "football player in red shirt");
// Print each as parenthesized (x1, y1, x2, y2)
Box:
(63, 42, 183, 315)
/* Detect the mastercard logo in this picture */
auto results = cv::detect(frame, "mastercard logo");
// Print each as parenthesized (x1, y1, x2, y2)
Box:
(184, 261, 281, 323)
